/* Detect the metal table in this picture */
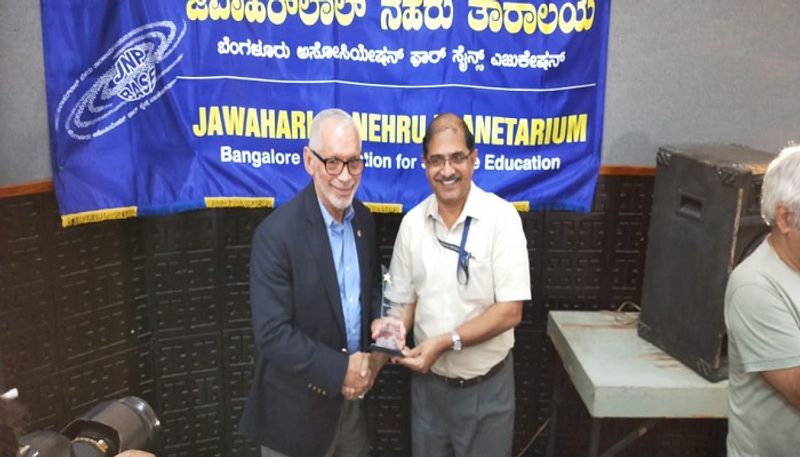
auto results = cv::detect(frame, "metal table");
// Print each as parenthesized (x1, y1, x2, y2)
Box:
(545, 311, 728, 457)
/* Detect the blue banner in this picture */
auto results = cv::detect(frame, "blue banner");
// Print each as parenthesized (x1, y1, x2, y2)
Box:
(40, 0, 609, 226)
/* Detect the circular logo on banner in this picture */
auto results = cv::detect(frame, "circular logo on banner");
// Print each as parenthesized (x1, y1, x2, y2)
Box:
(110, 42, 160, 102)
(55, 20, 186, 140)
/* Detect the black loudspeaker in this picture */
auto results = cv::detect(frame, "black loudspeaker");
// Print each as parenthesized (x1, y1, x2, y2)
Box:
(637, 144, 774, 382)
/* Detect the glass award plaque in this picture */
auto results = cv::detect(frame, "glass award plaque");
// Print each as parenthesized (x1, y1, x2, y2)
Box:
(369, 266, 406, 357)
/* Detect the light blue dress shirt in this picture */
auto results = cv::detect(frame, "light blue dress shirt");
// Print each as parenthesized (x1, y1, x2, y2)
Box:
(318, 200, 362, 354)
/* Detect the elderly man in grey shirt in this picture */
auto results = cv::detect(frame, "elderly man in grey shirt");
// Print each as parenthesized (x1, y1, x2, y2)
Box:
(725, 144, 800, 457)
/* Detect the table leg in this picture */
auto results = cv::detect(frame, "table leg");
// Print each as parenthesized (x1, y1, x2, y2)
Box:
(545, 361, 564, 457)
(599, 419, 659, 457)
(587, 418, 601, 457)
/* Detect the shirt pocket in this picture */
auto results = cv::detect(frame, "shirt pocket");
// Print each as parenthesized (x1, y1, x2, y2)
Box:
(459, 255, 495, 304)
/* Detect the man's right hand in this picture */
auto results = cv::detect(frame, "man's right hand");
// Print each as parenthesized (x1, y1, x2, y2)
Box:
(341, 352, 372, 399)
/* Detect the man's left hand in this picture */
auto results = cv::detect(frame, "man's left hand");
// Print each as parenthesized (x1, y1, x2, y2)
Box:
(396, 335, 449, 373)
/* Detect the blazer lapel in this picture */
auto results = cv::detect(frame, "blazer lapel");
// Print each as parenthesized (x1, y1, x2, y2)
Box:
(302, 185, 347, 342)
(352, 205, 375, 348)
(353, 210, 368, 303)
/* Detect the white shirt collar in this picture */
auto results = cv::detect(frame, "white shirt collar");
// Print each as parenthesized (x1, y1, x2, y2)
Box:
(424, 181, 486, 225)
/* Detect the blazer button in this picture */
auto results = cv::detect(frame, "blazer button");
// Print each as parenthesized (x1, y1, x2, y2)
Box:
(341, 348, 347, 353)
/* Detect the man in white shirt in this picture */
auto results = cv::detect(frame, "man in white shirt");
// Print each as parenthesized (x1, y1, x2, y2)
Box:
(382, 113, 531, 457)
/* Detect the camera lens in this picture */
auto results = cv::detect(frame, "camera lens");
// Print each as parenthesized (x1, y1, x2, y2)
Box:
(63, 396, 160, 456)
(19, 396, 160, 457)
(18, 431, 72, 457)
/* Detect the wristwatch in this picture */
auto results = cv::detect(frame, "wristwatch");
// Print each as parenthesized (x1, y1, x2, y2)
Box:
(451, 331, 463, 352)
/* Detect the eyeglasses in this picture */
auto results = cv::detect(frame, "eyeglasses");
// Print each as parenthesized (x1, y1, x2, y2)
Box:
(309, 148, 365, 176)
(425, 151, 473, 169)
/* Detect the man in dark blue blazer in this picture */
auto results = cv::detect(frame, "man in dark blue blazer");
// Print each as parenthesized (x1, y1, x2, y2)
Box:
(239, 109, 383, 457)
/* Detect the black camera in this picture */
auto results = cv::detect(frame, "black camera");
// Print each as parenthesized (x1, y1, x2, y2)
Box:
(18, 396, 160, 457)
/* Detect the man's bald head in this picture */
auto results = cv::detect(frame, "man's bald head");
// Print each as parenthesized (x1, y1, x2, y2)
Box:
(422, 113, 475, 157)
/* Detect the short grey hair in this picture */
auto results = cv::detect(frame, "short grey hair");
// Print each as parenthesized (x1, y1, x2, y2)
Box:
(308, 108, 361, 152)
(761, 144, 800, 227)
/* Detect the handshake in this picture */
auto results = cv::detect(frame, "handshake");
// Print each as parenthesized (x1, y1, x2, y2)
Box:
(340, 317, 408, 400)
(340, 351, 383, 400)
